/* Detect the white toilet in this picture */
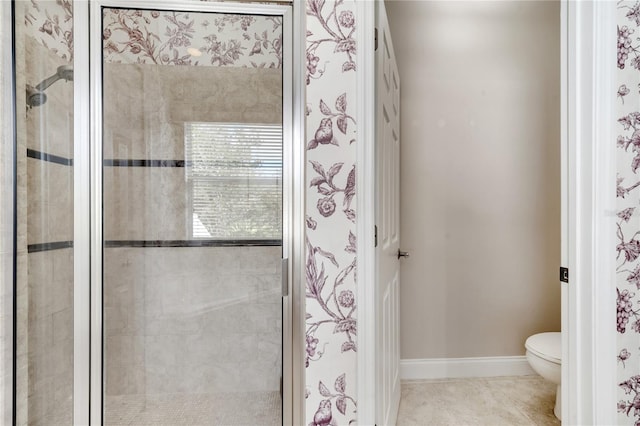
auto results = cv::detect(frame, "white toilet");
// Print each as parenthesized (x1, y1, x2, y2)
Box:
(525, 332, 561, 420)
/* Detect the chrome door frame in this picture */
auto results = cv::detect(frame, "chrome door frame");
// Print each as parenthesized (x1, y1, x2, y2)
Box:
(1, 1, 15, 424)
(77, 1, 302, 424)
(73, 1, 91, 424)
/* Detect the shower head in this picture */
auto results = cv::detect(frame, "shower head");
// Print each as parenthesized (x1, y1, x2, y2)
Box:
(35, 65, 74, 91)
(26, 65, 73, 108)
(56, 65, 74, 82)
(26, 85, 46, 108)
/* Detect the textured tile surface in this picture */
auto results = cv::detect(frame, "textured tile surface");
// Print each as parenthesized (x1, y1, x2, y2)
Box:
(103, 247, 282, 396)
(397, 376, 560, 426)
(104, 391, 281, 426)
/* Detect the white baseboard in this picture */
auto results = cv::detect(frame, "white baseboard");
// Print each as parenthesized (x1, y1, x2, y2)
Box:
(400, 356, 536, 381)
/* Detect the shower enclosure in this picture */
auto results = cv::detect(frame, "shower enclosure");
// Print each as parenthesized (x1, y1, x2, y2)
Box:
(4, 0, 298, 424)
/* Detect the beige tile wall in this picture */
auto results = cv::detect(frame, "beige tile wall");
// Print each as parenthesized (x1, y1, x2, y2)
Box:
(13, 28, 28, 423)
(103, 63, 282, 241)
(103, 167, 189, 241)
(26, 249, 73, 425)
(103, 63, 282, 161)
(27, 159, 73, 244)
(0, 3, 13, 421)
(15, 33, 74, 426)
(102, 63, 284, 399)
(104, 246, 282, 396)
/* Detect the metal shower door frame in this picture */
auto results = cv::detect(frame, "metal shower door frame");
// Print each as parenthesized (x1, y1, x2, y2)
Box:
(1, 2, 15, 424)
(75, 1, 301, 424)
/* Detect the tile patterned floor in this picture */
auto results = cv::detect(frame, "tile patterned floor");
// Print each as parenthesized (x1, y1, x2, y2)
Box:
(104, 391, 281, 426)
(397, 375, 561, 426)
(103, 376, 554, 425)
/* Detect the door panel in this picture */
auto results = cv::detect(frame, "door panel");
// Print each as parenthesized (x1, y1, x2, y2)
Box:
(376, 2, 401, 425)
(98, 6, 287, 425)
(13, 1, 76, 423)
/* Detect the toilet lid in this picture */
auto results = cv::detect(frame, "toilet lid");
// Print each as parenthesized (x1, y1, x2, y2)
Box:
(525, 332, 561, 364)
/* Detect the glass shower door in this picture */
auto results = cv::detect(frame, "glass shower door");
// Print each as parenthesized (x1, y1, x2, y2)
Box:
(13, 1, 75, 424)
(99, 5, 285, 425)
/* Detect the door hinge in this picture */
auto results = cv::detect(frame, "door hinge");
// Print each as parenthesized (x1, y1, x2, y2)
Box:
(560, 267, 568, 283)
(374, 225, 378, 247)
(375, 27, 378, 51)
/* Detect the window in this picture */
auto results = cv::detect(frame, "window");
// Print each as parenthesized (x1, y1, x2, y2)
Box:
(185, 122, 282, 240)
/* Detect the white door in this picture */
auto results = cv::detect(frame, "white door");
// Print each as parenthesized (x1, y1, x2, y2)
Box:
(375, 2, 402, 425)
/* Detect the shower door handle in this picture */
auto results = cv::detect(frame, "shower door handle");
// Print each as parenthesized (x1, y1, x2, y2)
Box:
(281, 258, 289, 297)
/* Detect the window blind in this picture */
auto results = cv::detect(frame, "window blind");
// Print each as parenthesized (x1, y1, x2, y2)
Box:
(185, 122, 282, 240)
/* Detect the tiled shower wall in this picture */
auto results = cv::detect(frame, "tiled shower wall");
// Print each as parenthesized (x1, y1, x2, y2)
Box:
(102, 63, 282, 240)
(104, 247, 282, 395)
(15, 0, 75, 423)
(102, 61, 283, 397)
(0, 3, 12, 423)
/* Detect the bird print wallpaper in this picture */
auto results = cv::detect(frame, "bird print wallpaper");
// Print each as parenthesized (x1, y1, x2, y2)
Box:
(102, 8, 283, 68)
(23, 1, 283, 69)
(23, 0, 73, 62)
(305, 0, 358, 424)
(617, 2, 640, 424)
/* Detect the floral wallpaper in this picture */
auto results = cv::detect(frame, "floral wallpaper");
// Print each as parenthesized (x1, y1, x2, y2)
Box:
(22, 1, 282, 69)
(24, 0, 74, 62)
(305, 0, 358, 424)
(617, 2, 640, 424)
(102, 8, 282, 68)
